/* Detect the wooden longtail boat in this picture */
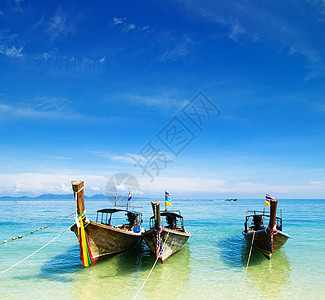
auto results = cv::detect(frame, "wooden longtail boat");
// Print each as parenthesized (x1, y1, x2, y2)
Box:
(142, 201, 190, 263)
(70, 181, 144, 266)
(242, 199, 290, 259)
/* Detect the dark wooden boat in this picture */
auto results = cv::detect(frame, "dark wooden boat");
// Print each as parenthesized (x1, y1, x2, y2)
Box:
(226, 198, 238, 201)
(142, 201, 190, 263)
(242, 198, 290, 259)
(70, 181, 144, 266)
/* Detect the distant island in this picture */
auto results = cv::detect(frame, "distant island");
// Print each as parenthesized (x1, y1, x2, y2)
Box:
(0, 194, 108, 201)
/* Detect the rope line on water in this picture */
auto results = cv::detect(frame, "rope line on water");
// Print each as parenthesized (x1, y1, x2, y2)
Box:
(133, 230, 170, 300)
(0, 224, 73, 276)
(2, 212, 76, 244)
(237, 231, 255, 299)
(2, 225, 49, 244)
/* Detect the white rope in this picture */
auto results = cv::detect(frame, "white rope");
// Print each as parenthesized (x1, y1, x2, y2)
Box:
(0, 224, 73, 276)
(237, 231, 255, 299)
(133, 230, 170, 299)
(74, 186, 84, 202)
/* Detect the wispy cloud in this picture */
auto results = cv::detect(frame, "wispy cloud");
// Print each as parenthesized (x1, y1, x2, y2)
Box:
(158, 34, 194, 62)
(228, 23, 245, 42)
(45, 156, 72, 160)
(113, 17, 123, 25)
(0, 45, 23, 57)
(7, 0, 25, 14)
(32, 49, 107, 74)
(0, 29, 23, 58)
(180, 0, 325, 79)
(33, 16, 45, 30)
(87, 150, 136, 164)
(121, 92, 187, 111)
(46, 7, 78, 40)
(0, 97, 84, 121)
(112, 17, 152, 34)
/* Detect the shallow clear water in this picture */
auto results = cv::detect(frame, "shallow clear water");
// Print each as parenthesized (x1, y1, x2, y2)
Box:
(0, 198, 324, 299)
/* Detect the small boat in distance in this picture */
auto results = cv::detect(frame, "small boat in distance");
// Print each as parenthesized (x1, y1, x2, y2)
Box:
(242, 196, 290, 259)
(143, 201, 190, 263)
(70, 181, 144, 267)
(226, 198, 238, 201)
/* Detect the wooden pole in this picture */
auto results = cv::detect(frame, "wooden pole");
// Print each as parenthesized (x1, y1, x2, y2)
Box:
(151, 201, 161, 229)
(268, 199, 277, 232)
(72, 181, 85, 215)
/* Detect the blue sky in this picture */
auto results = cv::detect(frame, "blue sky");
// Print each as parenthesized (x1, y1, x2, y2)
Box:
(0, 0, 325, 198)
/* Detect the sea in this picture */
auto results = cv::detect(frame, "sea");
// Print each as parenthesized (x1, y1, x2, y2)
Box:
(0, 198, 324, 299)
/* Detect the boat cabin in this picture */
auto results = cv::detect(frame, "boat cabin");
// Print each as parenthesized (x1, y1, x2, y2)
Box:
(244, 210, 283, 233)
(96, 208, 143, 233)
(149, 210, 185, 231)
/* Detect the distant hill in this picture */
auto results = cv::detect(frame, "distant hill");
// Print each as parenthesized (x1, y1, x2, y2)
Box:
(0, 193, 108, 200)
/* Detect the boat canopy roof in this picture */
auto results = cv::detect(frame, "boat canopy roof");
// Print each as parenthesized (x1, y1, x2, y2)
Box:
(97, 208, 141, 215)
(245, 210, 281, 219)
(149, 210, 183, 219)
(161, 211, 183, 219)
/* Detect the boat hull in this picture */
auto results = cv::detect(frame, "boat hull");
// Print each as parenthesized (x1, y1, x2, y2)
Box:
(143, 227, 190, 263)
(242, 229, 290, 259)
(71, 221, 142, 263)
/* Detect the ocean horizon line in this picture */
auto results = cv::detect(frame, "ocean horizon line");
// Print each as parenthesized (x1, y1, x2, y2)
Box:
(0, 194, 324, 201)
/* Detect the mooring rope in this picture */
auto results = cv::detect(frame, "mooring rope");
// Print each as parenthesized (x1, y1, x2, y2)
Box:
(237, 231, 255, 299)
(0, 224, 73, 276)
(133, 230, 171, 300)
(66, 212, 75, 218)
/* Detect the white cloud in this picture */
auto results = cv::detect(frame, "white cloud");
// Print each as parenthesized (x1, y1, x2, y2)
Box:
(180, 0, 325, 79)
(0, 173, 107, 196)
(47, 7, 78, 40)
(228, 23, 245, 41)
(113, 17, 123, 25)
(0, 104, 11, 112)
(125, 94, 185, 110)
(158, 34, 194, 62)
(0, 97, 84, 121)
(46, 156, 72, 160)
(0, 45, 23, 57)
(112, 17, 151, 34)
(1, 171, 324, 198)
(36, 50, 107, 73)
(87, 150, 137, 164)
(127, 23, 136, 30)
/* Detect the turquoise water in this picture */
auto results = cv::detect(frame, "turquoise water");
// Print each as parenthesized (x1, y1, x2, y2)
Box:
(0, 198, 324, 299)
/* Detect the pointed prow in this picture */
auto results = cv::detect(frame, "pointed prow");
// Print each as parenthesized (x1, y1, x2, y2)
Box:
(268, 199, 278, 232)
(151, 201, 161, 229)
(72, 181, 85, 214)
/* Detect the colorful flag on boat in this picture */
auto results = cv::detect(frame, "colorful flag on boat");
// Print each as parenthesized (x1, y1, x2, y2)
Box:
(115, 193, 117, 201)
(128, 192, 132, 201)
(265, 193, 275, 206)
(77, 211, 93, 267)
(165, 190, 172, 206)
